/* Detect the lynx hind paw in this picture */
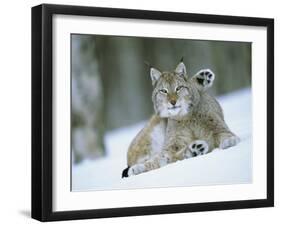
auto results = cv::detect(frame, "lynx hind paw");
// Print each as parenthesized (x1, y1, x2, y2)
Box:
(126, 164, 146, 177)
(195, 69, 215, 89)
(220, 135, 240, 149)
(189, 140, 209, 157)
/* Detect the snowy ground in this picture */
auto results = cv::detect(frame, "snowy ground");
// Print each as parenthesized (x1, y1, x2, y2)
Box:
(72, 88, 252, 191)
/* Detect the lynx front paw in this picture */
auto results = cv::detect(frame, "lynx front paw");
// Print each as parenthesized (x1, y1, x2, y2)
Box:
(195, 69, 215, 89)
(189, 140, 209, 157)
(219, 135, 240, 149)
(126, 164, 146, 177)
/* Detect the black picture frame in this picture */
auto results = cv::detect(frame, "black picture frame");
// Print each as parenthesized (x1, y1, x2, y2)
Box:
(31, 3, 274, 222)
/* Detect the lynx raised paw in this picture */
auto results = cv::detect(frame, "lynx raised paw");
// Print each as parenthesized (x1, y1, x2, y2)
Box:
(189, 140, 209, 157)
(219, 135, 240, 149)
(195, 69, 215, 89)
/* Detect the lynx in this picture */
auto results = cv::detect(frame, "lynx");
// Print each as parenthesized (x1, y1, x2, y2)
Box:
(122, 60, 240, 178)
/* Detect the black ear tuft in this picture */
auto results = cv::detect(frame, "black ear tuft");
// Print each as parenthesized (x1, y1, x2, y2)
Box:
(144, 61, 152, 69)
(122, 166, 130, 178)
(180, 56, 184, 62)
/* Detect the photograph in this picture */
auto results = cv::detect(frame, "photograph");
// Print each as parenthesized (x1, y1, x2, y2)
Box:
(71, 34, 252, 191)
(31, 3, 273, 221)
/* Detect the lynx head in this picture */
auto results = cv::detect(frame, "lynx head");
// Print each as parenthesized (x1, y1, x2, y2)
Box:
(150, 60, 215, 119)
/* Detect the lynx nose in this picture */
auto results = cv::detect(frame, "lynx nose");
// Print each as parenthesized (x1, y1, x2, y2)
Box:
(170, 99, 177, 106)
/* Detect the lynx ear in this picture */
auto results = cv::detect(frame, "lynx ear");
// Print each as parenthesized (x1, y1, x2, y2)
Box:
(192, 69, 215, 91)
(150, 67, 162, 86)
(175, 61, 187, 78)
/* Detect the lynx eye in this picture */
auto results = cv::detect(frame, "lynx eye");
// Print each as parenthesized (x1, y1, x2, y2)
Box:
(176, 86, 183, 92)
(159, 89, 168, 94)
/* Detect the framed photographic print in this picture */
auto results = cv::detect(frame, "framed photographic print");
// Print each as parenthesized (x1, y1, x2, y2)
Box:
(31, 3, 274, 221)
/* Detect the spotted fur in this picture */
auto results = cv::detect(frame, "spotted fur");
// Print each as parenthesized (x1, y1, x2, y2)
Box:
(122, 60, 240, 177)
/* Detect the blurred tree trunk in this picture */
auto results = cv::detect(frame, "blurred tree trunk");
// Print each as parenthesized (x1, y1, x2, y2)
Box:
(211, 42, 251, 95)
(95, 37, 153, 130)
(71, 35, 105, 163)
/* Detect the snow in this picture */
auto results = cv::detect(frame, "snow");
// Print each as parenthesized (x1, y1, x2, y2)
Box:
(72, 88, 252, 191)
